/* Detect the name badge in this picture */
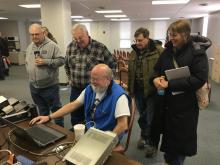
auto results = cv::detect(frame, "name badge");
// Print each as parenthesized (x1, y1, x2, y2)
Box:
(41, 50, 47, 54)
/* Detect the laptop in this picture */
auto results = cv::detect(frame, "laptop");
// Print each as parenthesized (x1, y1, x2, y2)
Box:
(64, 127, 118, 165)
(0, 116, 66, 147)
(165, 66, 190, 81)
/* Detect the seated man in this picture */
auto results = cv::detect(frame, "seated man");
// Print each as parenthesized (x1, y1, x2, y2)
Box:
(30, 64, 130, 137)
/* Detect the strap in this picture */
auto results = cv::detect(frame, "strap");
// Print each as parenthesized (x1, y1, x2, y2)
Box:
(172, 56, 179, 68)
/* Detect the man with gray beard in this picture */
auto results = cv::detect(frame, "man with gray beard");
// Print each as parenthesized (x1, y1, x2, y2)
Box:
(30, 64, 130, 137)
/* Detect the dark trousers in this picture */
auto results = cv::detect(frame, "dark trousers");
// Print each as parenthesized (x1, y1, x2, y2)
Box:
(135, 90, 156, 143)
(30, 84, 64, 127)
(151, 94, 165, 148)
(70, 86, 85, 126)
(164, 153, 185, 165)
(0, 55, 5, 80)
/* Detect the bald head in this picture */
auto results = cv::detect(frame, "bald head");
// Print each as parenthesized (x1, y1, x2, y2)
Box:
(91, 64, 113, 80)
(90, 64, 113, 93)
(29, 23, 45, 45)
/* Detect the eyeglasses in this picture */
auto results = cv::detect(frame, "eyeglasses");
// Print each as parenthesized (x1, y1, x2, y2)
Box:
(30, 33, 41, 37)
(72, 35, 86, 42)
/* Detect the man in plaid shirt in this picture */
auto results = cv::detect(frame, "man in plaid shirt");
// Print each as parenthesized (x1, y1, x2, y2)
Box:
(65, 23, 116, 126)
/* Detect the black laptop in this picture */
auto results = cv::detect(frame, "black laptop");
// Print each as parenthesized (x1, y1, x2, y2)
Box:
(0, 117, 66, 147)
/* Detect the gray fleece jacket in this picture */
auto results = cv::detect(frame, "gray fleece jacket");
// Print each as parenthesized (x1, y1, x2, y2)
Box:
(26, 38, 64, 88)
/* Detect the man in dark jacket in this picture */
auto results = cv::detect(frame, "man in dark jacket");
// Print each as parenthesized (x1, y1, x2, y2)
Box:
(128, 27, 163, 157)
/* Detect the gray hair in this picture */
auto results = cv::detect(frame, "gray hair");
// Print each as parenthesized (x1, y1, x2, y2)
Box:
(72, 23, 88, 34)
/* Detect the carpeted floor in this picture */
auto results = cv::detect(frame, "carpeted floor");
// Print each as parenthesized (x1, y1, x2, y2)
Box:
(1, 65, 220, 165)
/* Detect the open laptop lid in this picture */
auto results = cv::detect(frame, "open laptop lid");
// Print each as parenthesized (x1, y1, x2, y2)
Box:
(0, 116, 66, 147)
(0, 116, 38, 144)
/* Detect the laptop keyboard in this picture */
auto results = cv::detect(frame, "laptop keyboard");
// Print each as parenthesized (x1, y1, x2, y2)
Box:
(27, 126, 58, 144)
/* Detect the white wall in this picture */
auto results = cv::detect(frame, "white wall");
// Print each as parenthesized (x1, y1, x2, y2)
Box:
(191, 18, 203, 35)
(0, 21, 19, 37)
(0, 20, 30, 51)
(17, 21, 28, 51)
(207, 11, 220, 58)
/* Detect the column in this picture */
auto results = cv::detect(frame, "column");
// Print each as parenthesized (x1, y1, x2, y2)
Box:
(40, 0, 72, 84)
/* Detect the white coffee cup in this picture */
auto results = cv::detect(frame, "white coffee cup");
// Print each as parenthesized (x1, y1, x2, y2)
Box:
(73, 124, 85, 141)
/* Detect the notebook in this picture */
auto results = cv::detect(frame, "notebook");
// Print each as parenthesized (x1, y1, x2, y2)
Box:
(0, 116, 66, 147)
(64, 127, 118, 165)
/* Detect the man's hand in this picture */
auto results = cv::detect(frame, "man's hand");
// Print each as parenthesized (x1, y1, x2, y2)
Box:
(69, 80, 73, 86)
(29, 116, 50, 125)
(35, 57, 45, 65)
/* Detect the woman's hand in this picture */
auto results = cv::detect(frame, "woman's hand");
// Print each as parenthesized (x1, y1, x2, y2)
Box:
(153, 77, 163, 89)
(160, 77, 168, 89)
(153, 76, 168, 89)
(29, 116, 50, 125)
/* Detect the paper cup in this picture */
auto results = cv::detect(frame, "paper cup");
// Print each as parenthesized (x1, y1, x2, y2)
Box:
(73, 124, 85, 141)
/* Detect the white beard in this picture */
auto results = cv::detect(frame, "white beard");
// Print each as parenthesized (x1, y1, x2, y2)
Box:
(91, 85, 107, 94)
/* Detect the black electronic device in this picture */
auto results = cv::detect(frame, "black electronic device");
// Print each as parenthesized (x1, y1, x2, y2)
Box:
(0, 117, 66, 147)
(0, 105, 14, 117)
(0, 96, 9, 110)
(34, 50, 40, 58)
(8, 97, 19, 106)
(14, 100, 29, 113)
(0, 104, 38, 127)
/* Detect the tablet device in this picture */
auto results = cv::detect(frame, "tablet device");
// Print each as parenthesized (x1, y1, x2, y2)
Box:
(165, 66, 190, 80)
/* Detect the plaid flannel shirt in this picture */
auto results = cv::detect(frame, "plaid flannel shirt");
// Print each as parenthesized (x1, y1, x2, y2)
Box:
(65, 38, 116, 88)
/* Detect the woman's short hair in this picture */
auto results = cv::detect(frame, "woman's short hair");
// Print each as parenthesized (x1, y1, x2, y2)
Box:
(168, 19, 191, 39)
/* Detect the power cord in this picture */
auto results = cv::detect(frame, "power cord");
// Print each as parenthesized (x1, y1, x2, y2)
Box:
(0, 149, 16, 164)
(53, 141, 76, 159)
(8, 129, 75, 158)
(0, 132, 7, 149)
(8, 129, 53, 156)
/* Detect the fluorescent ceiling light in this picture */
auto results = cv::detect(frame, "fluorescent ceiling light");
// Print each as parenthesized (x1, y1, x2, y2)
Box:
(19, 4, 41, 8)
(104, 15, 127, 18)
(150, 17, 170, 20)
(152, 0, 190, 5)
(111, 18, 130, 21)
(189, 14, 208, 18)
(73, 19, 93, 22)
(203, 5, 220, 12)
(95, 10, 122, 13)
(0, 17, 8, 20)
(71, 16, 84, 18)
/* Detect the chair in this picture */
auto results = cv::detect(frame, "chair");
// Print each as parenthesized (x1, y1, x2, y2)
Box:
(116, 60, 126, 79)
(117, 60, 126, 71)
(122, 51, 127, 59)
(119, 67, 128, 90)
(113, 97, 137, 154)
